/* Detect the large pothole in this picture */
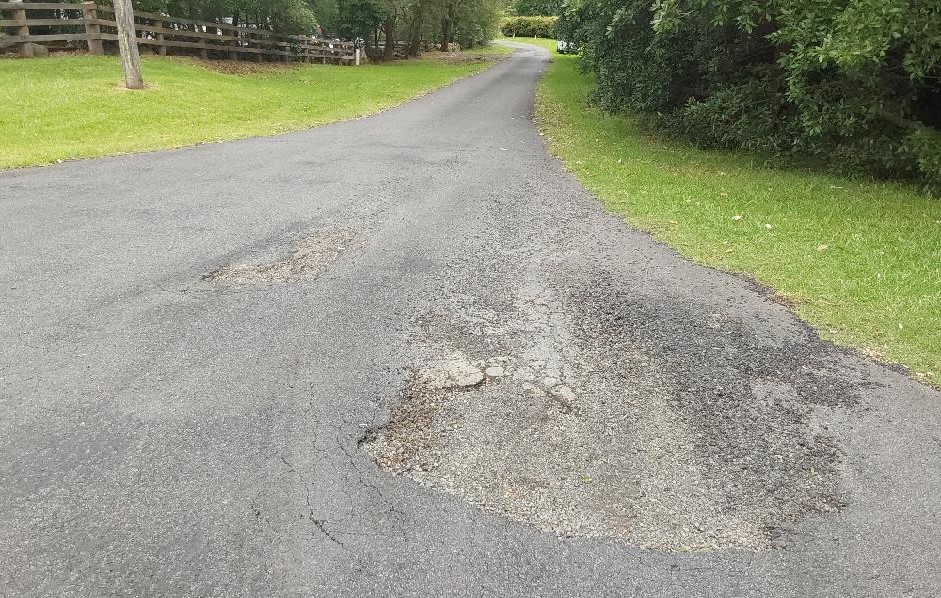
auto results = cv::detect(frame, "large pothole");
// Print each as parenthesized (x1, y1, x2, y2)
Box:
(362, 279, 853, 552)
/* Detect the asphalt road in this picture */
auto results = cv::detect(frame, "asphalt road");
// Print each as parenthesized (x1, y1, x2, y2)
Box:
(1, 44, 940, 597)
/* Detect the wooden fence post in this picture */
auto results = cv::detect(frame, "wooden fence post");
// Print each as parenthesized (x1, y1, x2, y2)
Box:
(227, 30, 237, 60)
(252, 31, 262, 62)
(10, 0, 32, 57)
(154, 18, 166, 56)
(198, 25, 207, 59)
(82, 2, 104, 55)
(111, 0, 144, 88)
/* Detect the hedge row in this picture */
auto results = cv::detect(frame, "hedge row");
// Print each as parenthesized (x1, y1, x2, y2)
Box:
(500, 16, 557, 39)
(558, 0, 941, 192)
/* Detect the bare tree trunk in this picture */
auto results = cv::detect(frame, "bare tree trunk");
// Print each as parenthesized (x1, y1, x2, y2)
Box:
(439, 2, 454, 52)
(439, 17, 448, 52)
(382, 16, 395, 61)
(407, 0, 424, 57)
(112, 0, 143, 89)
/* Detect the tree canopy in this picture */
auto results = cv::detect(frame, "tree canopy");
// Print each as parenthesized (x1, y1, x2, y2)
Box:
(559, 0, 941, 190)
(131, 0, 501, 51)
(135, 0, 317, 33)
(508, 0, 565, 16)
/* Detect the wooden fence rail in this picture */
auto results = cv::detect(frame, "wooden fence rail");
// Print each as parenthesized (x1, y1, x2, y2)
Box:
(0, 1, 360, 63)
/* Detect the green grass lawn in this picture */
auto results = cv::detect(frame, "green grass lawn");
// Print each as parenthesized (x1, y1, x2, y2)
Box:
(495, 34, 557, 53)
(464, 43, 514, 56)
(0, 53, 497, 169)
(537, 54, 941, 386)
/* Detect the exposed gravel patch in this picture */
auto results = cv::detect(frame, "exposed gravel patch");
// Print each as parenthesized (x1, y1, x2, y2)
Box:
(363, 271, 856, 552)
(206, 229, 356, 284)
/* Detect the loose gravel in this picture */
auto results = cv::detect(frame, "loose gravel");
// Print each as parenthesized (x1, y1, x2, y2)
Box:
(363, 273, 854, 551)
(207, 229, 356, 284)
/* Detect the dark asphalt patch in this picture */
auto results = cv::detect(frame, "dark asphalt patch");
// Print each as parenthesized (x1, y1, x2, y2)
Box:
(363, 272, 857, 552)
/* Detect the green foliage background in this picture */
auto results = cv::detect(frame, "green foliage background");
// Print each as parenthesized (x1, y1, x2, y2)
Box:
(506, 0, 564, 16)
(558, 0, 941, 191)
(75, 0, 504, 50)
(500, 15, 557, 38)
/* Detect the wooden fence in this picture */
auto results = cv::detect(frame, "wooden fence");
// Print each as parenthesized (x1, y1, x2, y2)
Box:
(0, 1, 360, 63)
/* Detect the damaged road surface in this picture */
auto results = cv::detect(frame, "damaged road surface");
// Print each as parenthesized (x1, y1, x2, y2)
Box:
(2, 44, 940, 597)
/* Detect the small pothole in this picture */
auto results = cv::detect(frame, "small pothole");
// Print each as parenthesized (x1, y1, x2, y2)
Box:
(206, 229, 356, 284)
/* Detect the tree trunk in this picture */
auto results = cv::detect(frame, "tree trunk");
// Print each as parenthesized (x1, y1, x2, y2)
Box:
(439, 17, 449, 52)
(439, 2, 454, 52)
(382, 16, 395, 61)
(112, 0, 144, 89)
(407, 1, 424, 57)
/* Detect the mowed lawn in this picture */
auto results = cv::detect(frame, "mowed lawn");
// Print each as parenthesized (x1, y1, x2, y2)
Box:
(0, 53, 497, 169)
(536, 54, 941, 386)
(495, 34, 556, 52)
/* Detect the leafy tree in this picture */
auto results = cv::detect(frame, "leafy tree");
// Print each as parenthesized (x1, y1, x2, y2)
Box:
(136, 0, 318, 32)
(511, 0, 564, 16)
(310, 0, 339, 33)
(129, 0, 500, 60)
(332, 0, 383, 40)
(451, 0, 501, 48)
(345, 0, 499, 58)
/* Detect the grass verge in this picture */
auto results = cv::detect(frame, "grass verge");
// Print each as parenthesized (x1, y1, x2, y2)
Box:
(536, 54, 940, 386)
(0, 53, 498, 169)
(495, 34, 557, 53)
(463, 43, 515, 56)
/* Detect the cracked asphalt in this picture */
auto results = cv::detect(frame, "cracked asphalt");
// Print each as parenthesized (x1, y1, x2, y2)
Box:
(2, 44, 940, 597)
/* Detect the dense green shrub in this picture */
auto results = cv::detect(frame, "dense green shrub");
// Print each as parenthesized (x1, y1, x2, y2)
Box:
(559, 0, 941, 191)
(500, 15, 558, 38)
(509, 0, 564, 16)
